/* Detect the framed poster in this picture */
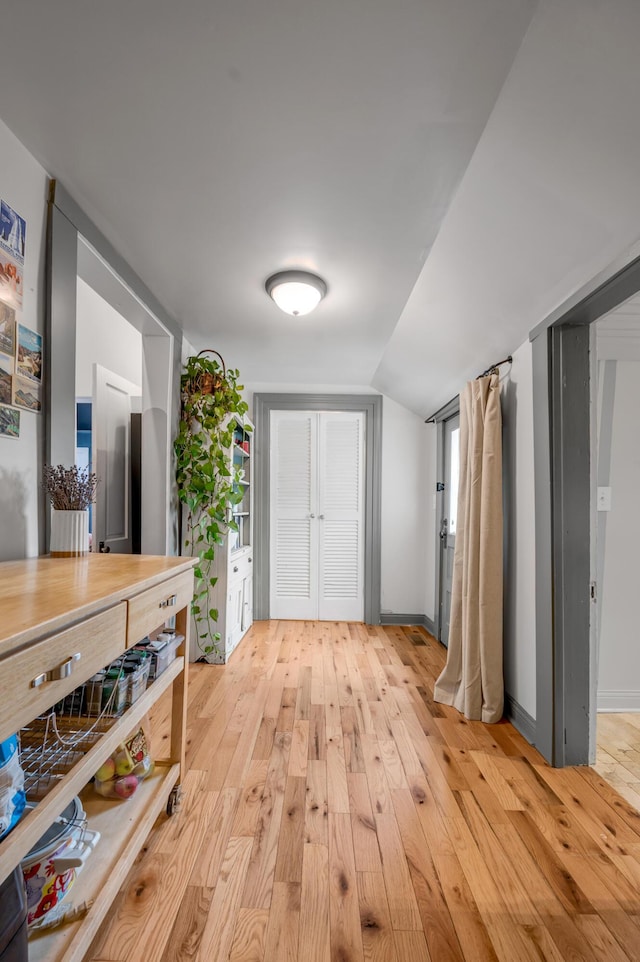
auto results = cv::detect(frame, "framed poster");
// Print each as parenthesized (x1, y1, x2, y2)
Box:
(16, 324, 42, 383)
(0, 403, 19, 438)
(0, 300, 15, 355)
(12, 375, 41, 412)
(0, 352, 12, 405)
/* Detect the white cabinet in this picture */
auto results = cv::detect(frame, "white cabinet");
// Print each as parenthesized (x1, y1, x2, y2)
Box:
(199, 414, 254, 663)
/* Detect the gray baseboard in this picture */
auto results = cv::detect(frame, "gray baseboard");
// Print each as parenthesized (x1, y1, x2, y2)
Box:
(379, 613, 436, 635)
(504, 692, 536, 746)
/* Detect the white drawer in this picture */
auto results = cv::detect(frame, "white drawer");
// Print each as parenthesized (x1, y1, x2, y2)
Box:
(229, 552, 253, 585)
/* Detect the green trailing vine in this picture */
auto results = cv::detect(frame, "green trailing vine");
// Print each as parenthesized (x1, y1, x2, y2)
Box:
(174, 352, 250, 658)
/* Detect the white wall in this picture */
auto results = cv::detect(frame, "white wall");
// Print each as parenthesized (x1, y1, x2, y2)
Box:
(380, 395, 430, 616)
(0, 118, 48, 560)
(245, 382, 431, 616)
(596, 357, 640, 711)
(501, 340, 536, 719)
(75, 278, 142, 397)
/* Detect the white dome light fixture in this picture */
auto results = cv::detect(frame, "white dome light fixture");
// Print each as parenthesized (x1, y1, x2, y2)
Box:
(265, 270, 327, 317)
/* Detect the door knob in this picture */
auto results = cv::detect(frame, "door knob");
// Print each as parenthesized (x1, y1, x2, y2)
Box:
(308, 513, 315, 519)
(439, 518, 448, 541)
(318, 514, 325, 520)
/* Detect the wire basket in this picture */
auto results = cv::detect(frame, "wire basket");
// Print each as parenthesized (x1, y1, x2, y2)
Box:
(19, 655, 151, 802)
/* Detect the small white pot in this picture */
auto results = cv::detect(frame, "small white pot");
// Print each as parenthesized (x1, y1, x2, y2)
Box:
(50, 509, 89, 557)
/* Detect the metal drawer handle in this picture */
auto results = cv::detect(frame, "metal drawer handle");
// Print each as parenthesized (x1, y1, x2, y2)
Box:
(159, 594, 177, 609)
(233, 566, 239, 573)
(32, 652, 82, 688)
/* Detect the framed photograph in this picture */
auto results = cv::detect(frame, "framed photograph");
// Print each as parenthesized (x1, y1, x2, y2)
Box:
(0, 353, 12, 405)
(12, 375, 41, 412)
(0, 299, 15, 355)
(0, 249, 23, 310)
(16, 324, 42, 383)
(0, 200, 26, 266)
(0, 403, 20, 439)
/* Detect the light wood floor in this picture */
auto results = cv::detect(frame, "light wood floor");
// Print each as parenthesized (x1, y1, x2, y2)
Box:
(596, 713, 640, 814)
(88, 622, 640, 962)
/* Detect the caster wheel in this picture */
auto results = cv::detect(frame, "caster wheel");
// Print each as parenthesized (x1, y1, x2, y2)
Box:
(166, 786, 182, 816)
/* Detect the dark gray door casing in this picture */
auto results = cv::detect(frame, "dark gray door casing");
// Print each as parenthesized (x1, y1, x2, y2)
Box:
(253, 393, 382, 625)
(531, 248, 640, 766)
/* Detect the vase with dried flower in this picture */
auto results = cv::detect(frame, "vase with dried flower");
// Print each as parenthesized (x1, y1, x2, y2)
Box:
(43, 465, 99, 557)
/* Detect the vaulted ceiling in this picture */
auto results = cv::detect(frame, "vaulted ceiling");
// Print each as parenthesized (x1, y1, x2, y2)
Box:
(2, 1, 640, 416)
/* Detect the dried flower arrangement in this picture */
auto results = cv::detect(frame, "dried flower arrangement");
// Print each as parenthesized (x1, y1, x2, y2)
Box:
(42, 464, 99, 511)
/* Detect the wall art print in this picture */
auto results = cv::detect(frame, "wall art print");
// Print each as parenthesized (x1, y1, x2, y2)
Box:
(0, 402, 20, 439)
(0, 299, 15, 355)
(16, 324, 42, 383)
(0, 352, 12, 405)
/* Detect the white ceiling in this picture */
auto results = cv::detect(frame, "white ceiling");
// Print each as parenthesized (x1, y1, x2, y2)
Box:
(3, 1, 640, 416)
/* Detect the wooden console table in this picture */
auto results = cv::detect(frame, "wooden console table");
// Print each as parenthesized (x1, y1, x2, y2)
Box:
(0, 554, 194, 962)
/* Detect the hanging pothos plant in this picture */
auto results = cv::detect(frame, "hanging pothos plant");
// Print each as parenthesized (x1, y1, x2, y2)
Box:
(174, 350, 250, 658)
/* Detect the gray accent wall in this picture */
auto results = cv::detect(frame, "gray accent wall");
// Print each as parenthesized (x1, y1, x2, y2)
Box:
(253, 393, 382, 625)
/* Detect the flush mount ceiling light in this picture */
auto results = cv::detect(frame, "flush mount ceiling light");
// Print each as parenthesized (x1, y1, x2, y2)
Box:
(265, 270, 327, 316)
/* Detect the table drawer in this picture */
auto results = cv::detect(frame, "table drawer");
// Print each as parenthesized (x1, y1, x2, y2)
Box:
(0, 603, 127, 742)
(127, 569, 194, 647)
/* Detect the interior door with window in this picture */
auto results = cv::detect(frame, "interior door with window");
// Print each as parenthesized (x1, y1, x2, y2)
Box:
(439, 414, 460, 647)
(270, 410, 364, 621)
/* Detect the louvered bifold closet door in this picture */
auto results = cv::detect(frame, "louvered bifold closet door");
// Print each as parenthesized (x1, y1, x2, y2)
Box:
(318, 412, 364, 621)
(269, 411, 319, 619)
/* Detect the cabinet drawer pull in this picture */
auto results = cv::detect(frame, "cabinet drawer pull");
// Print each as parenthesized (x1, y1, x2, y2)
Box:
(159, 594, 177, 609)
(31, 652, 82, 688)
(233, 566, 239, 573)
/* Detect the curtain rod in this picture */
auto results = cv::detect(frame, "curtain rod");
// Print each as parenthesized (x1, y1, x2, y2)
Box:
(424, 355, 513, 423)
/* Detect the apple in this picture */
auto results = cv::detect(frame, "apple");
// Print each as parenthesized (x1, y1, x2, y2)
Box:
(113, 775, 138, 799)
(112, 744, 134, 776)
(94, 757, 116, 782)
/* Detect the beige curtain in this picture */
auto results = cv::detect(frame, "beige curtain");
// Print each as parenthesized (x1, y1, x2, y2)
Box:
(433, 373, 503, 724)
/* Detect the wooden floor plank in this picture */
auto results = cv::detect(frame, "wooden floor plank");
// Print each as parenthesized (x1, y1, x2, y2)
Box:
(196, 836, 254, 962)
(86, 622, 640, 962)
(228, 908, 269, 962)
(357, 871, 399, 962)
(299, 843, 331, 962)
(262, 882, 300, 962)
(329, 813, 365, 962)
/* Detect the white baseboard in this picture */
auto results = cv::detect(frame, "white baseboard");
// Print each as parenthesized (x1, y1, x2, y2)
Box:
(597, 690, 640, 712)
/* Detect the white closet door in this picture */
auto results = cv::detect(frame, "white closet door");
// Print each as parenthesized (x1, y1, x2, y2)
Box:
(269, 411, 318, 619)
(269, 409, 365, 622)
(318, 412, 364, 621)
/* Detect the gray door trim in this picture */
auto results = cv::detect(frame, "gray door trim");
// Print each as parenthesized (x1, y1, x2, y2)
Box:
(531, 248, 640, 766)
(253, 393, 382, 624)
(50, 181, 182, 340)
(46, 180, 182, 555)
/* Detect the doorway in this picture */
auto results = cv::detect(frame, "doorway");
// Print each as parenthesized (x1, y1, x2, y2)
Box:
(253, 393, 382, 624)
(46, 181, 181, 556)
(531, 246, 640, 766)
(269, 409, 365, 621)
